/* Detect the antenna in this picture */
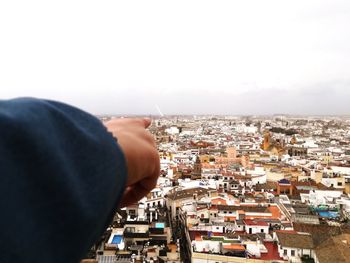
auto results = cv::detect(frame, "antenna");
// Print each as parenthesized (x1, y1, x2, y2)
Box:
(155, 104, 164, 117)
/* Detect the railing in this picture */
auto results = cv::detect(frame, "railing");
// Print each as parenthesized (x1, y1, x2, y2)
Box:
(124, 220, 149, 225)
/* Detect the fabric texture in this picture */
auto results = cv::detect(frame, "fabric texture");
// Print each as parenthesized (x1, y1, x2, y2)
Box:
(0, 98, 127, 263)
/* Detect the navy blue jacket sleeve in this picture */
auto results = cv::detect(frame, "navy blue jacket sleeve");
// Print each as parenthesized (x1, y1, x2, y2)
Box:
(0, 98, 127, 263)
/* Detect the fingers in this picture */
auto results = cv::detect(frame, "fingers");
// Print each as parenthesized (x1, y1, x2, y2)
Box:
(103, 117, 159, 208)
(105, 118, 155, 147)
(120, 118, 151, 128)
(119, 170, 159, 208)
(119, 184, 151, 208)
(106, 118, 151, 129)
(143, 118, 152, 128)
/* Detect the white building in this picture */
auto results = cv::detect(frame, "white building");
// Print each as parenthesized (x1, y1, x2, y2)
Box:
(275, 231, 315, 262)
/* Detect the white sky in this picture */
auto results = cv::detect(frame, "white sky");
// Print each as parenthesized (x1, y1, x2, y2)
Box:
(1, 1, 349, 115)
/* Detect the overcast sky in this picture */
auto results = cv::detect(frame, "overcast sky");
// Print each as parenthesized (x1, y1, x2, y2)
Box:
(0, 1, 349, 115)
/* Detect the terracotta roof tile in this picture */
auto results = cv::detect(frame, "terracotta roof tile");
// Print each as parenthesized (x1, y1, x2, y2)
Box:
(276, 231, 314, 249)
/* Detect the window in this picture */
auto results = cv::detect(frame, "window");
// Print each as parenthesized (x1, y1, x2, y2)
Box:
(291, 250, 295, 256)
(261, 229, 264, 233)
(338, 182, 343, 186)
(126, 227, 135, 233)
(129, 209, 136, 215)
(283, 250, 287, 256)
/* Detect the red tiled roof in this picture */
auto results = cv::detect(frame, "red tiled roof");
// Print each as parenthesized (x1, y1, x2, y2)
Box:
(211, 197, 228, 205)
(244, 219, 269, 226)
(267, 206, 282, 219)
(251, 242, 283, 261)
(223, 244, 245, 251)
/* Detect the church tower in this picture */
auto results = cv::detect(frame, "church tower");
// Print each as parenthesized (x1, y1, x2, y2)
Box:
(262, 131, 271, 151)
(191, 156, 202, 180)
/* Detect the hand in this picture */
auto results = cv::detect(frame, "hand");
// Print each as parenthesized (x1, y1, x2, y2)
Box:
(104, 118, 160, 208)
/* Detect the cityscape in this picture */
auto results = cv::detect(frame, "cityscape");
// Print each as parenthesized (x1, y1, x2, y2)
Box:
(1, 2, 350, 263)
(85, 114, 350, 263)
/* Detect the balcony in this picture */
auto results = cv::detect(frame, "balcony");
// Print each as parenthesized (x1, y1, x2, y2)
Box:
(149, 227, 165, 234)
(123, 230, 150, 239)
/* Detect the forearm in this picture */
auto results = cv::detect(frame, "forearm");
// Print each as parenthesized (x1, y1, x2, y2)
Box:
(0, 98, 127, 263)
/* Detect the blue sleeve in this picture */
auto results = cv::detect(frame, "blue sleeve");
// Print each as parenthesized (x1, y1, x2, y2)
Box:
(0, 98, 127, 263)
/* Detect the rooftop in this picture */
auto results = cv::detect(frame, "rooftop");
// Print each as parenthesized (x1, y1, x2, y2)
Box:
(244, 219, 269, 226)
(315, 234, 350, 263)
(166, 187, 209, 200)
(250, 241, 283, 261)
(276, 231, 314, 249)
